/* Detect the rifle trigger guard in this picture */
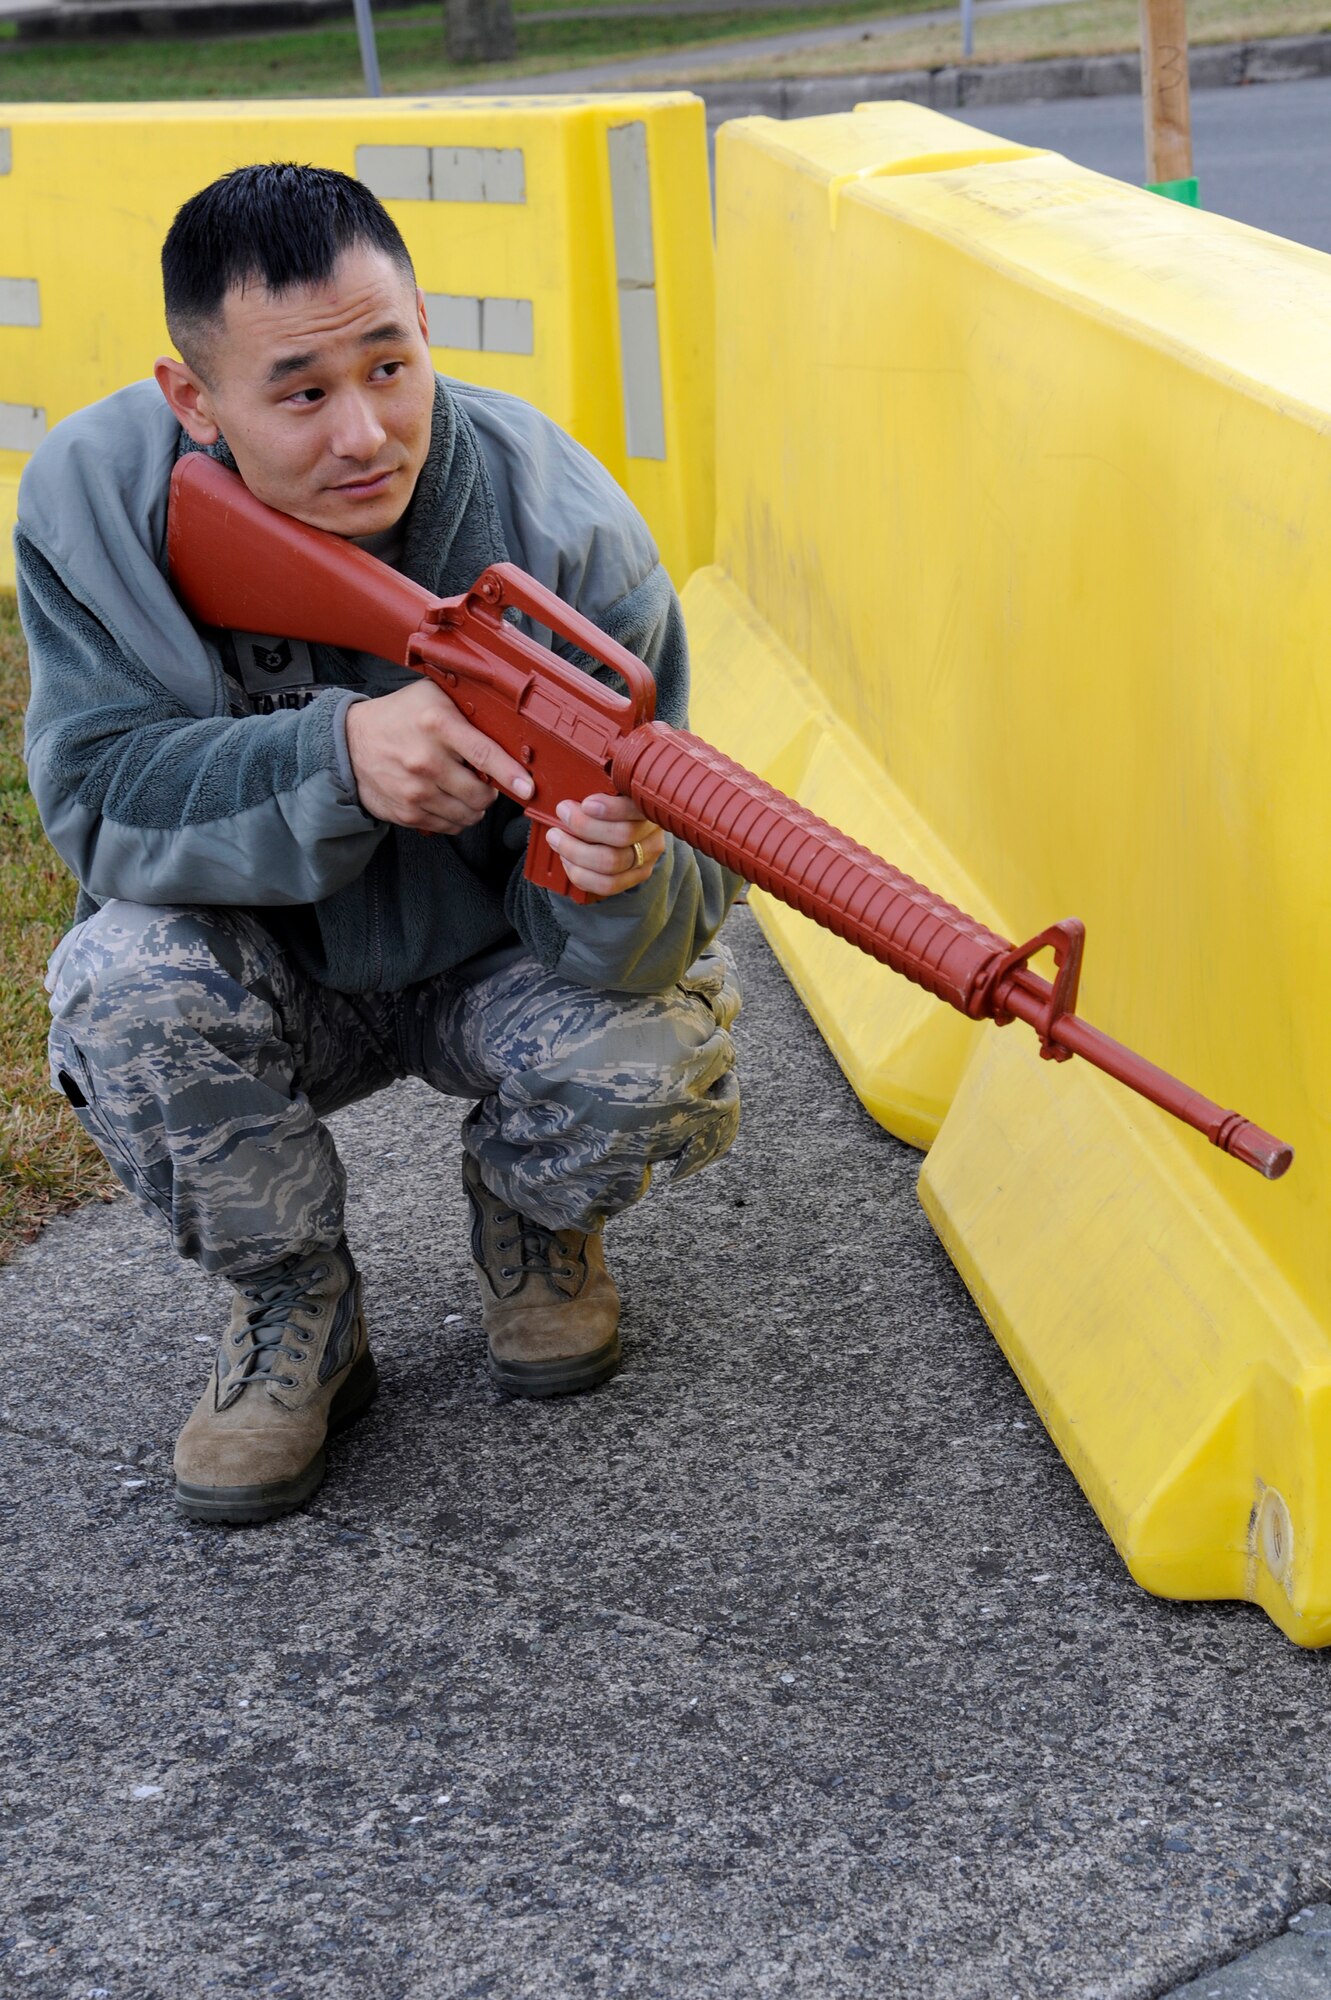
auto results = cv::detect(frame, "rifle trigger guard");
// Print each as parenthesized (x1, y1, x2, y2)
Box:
(986, 918, 1085, 1060)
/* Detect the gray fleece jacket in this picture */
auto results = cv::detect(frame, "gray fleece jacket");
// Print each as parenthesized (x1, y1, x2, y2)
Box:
(18, 376, 738, 996)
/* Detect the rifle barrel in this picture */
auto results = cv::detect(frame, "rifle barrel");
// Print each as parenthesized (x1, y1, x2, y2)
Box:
(614, 721, 1293, 1180)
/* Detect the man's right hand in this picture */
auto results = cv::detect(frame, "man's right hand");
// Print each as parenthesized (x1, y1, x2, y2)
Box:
(343, 678, 534, 834)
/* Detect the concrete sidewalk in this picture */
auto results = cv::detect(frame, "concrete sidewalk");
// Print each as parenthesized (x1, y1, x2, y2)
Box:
(3, 906, 1330, 1998)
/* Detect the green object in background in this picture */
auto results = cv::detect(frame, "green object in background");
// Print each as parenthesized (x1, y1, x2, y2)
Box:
(1147, 176, 1201, 206)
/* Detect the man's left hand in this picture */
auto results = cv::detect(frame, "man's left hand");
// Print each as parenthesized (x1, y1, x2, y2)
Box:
(546, 794, 666, 899)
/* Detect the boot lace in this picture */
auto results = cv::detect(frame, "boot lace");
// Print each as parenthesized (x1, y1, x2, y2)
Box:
(493, 1210, 578, 1284)
(231, 1254, 332, 1388)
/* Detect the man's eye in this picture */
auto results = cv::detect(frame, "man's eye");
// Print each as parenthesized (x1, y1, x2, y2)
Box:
(372, 360, 404, 380)
(287, 386, 324, 405)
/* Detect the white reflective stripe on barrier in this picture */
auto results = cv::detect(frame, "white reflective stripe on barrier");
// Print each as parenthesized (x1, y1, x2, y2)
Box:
(355, 144, 430, 201)
(608, 122, 665, 462)
(356, 143, 526, 205)
(0, 402, 45, 450)
(431, 147, 525, 204)
(0, 278, 39, 327)
(423, 292, 535, 355)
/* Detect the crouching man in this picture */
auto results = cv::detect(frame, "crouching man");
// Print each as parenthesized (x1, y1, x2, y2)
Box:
(18, 163, 741, 1524)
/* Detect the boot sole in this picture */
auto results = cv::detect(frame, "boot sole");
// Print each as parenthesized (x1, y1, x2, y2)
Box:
(487, 1334, 621, 1400)
(174, 1350, 380, 1526)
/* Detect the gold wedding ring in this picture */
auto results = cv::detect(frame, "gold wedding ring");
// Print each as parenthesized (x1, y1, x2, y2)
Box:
(632, 839, 646, 870)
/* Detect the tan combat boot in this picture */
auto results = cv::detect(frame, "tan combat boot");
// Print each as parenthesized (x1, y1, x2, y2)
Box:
(174, 1239, 377, 1524)
(462, 1155, 621, 1398)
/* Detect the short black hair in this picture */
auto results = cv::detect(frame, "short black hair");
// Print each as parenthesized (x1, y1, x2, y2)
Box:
(162, 162, 415, 372)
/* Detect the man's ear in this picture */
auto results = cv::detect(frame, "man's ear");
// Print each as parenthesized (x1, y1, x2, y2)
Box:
(154, 356, 220, 446)
(416, 285, 430, 348)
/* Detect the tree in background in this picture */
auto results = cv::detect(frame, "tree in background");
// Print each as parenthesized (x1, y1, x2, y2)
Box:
(446, 0, 517, 61)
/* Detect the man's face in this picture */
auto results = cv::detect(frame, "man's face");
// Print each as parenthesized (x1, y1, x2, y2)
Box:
(156, 244, 436, 538)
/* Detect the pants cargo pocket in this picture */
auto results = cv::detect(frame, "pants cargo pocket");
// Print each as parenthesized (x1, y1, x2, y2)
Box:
(677, 939, 743, 1032)
(49, 1036, 164, 1217)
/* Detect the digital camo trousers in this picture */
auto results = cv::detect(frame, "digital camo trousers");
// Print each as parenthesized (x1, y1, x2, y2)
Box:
(47, 902, 741, 1281)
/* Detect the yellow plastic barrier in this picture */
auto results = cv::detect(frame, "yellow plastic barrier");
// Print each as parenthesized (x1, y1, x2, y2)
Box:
(0, 95, 714, 588)
(686, 101, 1331, 1644)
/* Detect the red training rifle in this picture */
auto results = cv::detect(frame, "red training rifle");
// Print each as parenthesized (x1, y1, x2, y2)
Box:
(168, 454, 1293, 1182)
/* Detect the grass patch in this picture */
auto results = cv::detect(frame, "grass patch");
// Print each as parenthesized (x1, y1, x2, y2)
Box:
(0, 598, 117, 1264)
(0, 0, 927, 98)
(642, 0, 1331, 82)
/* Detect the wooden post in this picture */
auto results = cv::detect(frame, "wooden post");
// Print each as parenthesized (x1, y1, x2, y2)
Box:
(1140, 0, 1194, 184)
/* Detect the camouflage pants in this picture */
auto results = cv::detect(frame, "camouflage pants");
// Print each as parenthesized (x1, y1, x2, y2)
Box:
(47, 902, 741, 1281)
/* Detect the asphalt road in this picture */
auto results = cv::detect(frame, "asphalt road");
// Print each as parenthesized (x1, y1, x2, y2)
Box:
(954, 73, 1331, 255)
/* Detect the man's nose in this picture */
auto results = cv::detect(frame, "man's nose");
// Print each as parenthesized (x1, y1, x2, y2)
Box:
(330, 391, 387, 461)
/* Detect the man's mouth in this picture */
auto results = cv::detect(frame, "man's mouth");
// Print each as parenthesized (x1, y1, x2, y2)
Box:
(332, 468, 397, 496)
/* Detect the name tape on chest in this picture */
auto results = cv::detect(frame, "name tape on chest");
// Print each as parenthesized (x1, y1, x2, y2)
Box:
(231, 631, 319, 715)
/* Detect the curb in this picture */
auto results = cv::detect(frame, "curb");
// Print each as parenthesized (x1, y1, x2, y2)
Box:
(680, 31, 1331, 124)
